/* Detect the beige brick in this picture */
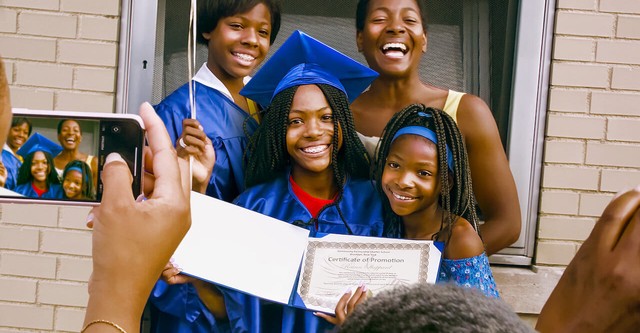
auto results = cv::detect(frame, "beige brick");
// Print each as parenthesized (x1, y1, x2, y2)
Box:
(548, 89, 590, 113)
(601, 169, 640, 192)
(75, 67, 116, 92)
(1, 203, 58, 227)
(58, 257, 92, 282)
(543, 140, 584, 164)
(586, 142, 640, 168)
(546, 114, 605, 139)
(58, 206, 92, 230)
(551, 63, 609, 88)
(542, 165, 599, 190)
(539, 191, 580, 215)
(0, 225, 39, 251)
(600, 0, 640, 14)
(0, 35, 56, 61)
(557, 0, 597, 10)
(617, 15, 640, 39)
(41, 229, 91, 256)
(0, 277, 37, 302)
(597, 40, 640, 65)
(0, 252, 57, 278)
(0, 8, 18, 33)
(555, 12, 614, 37)
(15, 62, 73, 89)
(536, 241, 577, 265)
(55, 307, 85, 332)
(18, 12, 77, 38)
(0, 304, 54, 330)
(553, 37, 595, 61)
(608, 118, 640, 142)
(1, 0, 59, 10)
(591, 92, 640, 116)
(538, 216, 595, 241)
(59, 40, 118, 67)
(80, 15, 119, 41)
(61, 0, 120, 16)
(56, 91, 115, 113)
(8, 86, 55, 110)
(38, 281, 88, 307)
(611, 67, 640, 90)
(580, 193, 615, 217)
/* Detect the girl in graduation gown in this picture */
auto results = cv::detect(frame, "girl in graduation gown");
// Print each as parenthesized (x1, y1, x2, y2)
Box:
(162, 31, 383, 333)
(1, 117, 31, 190)
(149, 1, 283, 331)
(14, 133, 63, 199)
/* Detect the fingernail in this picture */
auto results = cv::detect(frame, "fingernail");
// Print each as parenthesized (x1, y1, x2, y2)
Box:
(362, 284, 367, 292)
(198, 125, 203, 131)
(105, 153, 125, 166)
(136, 194, 147, 202)
(85, 212, 94, 228)
(170, 258, 175, 263)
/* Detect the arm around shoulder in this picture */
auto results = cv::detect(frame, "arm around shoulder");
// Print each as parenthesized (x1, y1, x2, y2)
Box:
(455, 95, 521, 255)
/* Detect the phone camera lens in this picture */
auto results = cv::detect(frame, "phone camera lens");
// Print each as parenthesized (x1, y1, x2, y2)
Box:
(111, 126, 120, 134)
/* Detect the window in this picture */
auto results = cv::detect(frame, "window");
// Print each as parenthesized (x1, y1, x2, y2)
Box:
(118, 0, 554, 264)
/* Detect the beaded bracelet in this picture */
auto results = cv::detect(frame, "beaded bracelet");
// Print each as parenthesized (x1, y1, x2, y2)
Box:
(81, 319, 127, 333)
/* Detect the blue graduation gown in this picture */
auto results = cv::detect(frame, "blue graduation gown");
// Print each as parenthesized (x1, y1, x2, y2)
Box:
(150, 81, 258, 332)
(155, 81, 258, 202)
(13, 182, 63, 199)
(221, 173, 384, 333)
(1, 149, 21, 190)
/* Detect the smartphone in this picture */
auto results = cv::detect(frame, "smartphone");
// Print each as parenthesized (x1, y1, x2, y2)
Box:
(0, 108, 145, 206)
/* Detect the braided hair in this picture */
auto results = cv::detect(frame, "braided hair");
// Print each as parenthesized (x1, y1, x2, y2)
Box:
(373, 104, 480, 244)
(62, 160, 95, 200)
(244, 83, 370, 192)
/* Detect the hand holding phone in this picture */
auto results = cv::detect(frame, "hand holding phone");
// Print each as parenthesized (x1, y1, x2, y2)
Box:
(0, 109, 145, 206)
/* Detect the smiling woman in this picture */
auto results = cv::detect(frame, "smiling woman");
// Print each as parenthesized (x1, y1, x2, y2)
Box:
(53, 119, 99, 189)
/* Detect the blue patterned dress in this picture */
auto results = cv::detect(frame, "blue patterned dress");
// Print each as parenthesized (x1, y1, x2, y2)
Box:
(437, 253, 500, 298)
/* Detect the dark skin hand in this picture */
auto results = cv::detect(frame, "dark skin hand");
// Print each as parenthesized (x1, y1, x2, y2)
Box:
(536, 187, 640, 333)
(175, 118, 215, 194)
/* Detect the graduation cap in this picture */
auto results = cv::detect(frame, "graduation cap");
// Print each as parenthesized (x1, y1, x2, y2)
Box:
(17, 132, 62, 158)
(240, 30, 378, 108)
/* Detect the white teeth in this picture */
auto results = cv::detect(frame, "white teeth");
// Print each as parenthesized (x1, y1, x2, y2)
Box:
(301, 145, 329, 154)
(234, 53, 255, 62)
(392, 192, 415, 201)
(382, 43, 407, 52)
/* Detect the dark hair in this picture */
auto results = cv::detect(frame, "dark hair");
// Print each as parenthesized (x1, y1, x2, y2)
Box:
(244, 84, 370, 191)
(340, 283, 535, 333)
(197, 0, 282, 45)
(373, 105, 479, 243)
(355, 0, 428, 32)
(62, 160, 95, 200)
(57, 119, 82, 135)
(11, 117, 32, 136)
(16, 150, 60, 186)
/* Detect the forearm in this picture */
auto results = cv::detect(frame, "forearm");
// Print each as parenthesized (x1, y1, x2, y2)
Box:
(83, 280, 151, 332)
(192, 280, 228, 320)
(479, 214, 521, 255)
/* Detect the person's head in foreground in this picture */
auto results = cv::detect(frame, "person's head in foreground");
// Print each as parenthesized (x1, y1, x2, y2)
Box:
(339, 283, 534, 333)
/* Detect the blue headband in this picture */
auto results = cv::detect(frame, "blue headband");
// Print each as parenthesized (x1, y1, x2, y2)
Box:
(65, 166, 83, 174)
(391, 126, 454, 172)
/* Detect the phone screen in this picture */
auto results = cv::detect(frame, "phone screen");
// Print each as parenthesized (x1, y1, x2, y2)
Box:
(0, 110, 144, 205)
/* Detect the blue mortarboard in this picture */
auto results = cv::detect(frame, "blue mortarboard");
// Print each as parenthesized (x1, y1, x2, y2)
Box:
(240, 30, 379, 108)
(17, 132, 62, 158)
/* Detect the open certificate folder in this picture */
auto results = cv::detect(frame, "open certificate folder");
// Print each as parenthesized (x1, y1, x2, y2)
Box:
(172, 191, 443, 314)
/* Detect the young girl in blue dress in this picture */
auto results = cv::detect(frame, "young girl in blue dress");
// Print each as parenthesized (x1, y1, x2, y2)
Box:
(14, 133, 63, 199)
(61, 160, 95, 200)
(374, 104, 499, 298)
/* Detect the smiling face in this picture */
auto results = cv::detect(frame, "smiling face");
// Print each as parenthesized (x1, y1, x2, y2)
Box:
(8, 122, 30, 151)
(62, 170, 83, 199)
(30, 151, 49, 183)
(203, 3, 272, 81)
(381, 134, 441, 218)
(286, 85, 342, 178)
(356, 0, 427, 77)
(58, 120, 82, 150)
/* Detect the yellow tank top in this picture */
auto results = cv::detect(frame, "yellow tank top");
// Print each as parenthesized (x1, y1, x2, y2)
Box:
(443, 90, 465, 123)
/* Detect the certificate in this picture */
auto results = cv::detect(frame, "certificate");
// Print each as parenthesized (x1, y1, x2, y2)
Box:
(296, 234, 441, 313)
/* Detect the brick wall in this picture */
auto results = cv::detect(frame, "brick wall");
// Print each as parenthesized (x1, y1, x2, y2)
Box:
(538, 0, 640, 267)
(0, 1, 120, 331)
